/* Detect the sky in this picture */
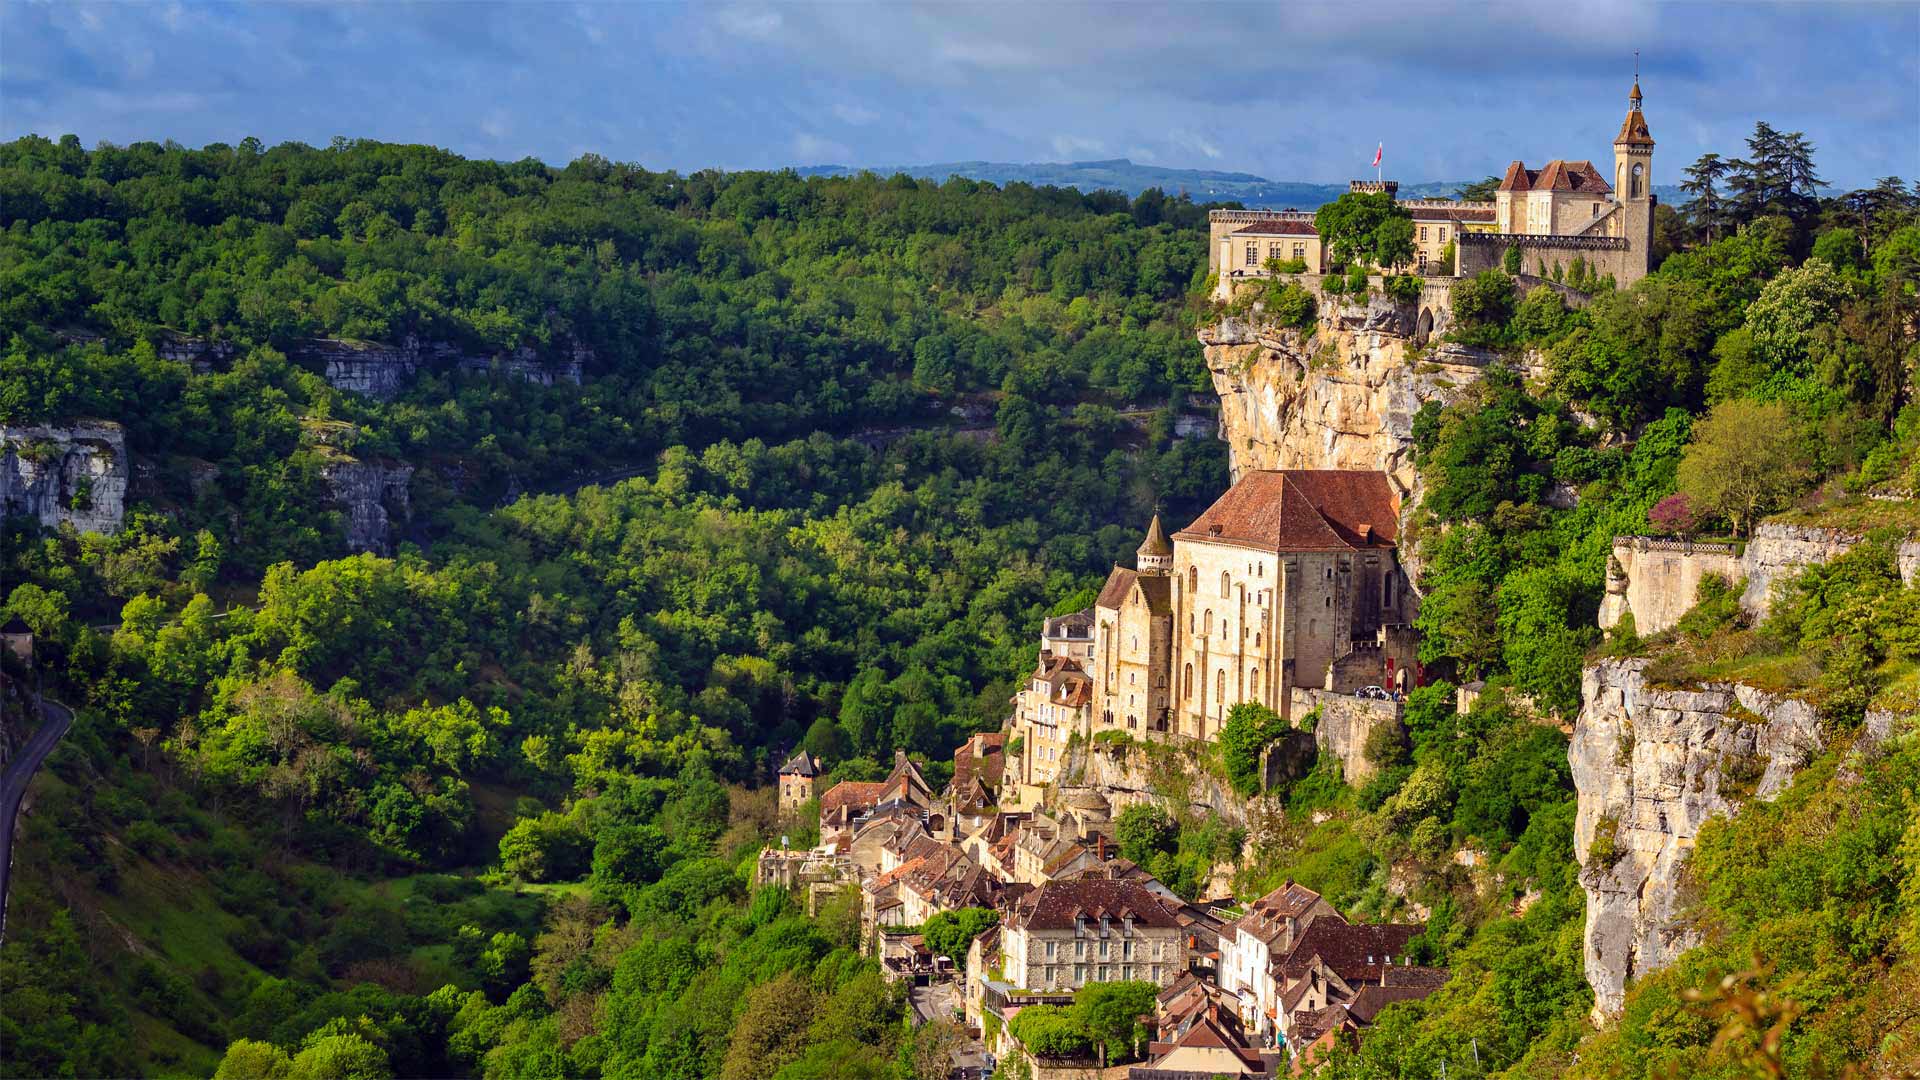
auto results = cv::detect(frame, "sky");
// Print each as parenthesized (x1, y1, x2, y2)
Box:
(3, 1, 1918, 189)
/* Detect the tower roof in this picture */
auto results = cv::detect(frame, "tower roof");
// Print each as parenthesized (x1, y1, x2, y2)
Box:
(1140, 513, 1173, 556)
(1616, 80, 1654, 147)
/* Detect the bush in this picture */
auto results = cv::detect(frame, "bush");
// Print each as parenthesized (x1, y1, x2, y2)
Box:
(1503, 246, 1523, 274)
(1218, 702, 1289, 796)
(1321, 273, 1346, 296)
(1383, 274, 1422, 303)
(1265, 282, 1317, 329)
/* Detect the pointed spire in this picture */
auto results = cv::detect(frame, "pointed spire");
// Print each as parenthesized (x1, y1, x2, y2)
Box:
(1140, 513, 1172, 556)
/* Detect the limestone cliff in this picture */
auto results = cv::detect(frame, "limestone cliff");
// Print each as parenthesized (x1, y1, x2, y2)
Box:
(1, 422, 129, 534)
(1741, 521, 1920, 614)
(1198, 312, 1496, 509)
(1571, 658, 1827, 1020)
(319, 455, 413, 554)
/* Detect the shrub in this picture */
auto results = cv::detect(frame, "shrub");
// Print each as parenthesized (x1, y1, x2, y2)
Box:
(1321, 273, 1346, 296)
(1345, 264, 1370, 296)
(1587, 813, 1624, 868)
(1265, 282, 1317, 329)
(1219, 702, 1289, 796)
(1503, 245, 1523, 273)
(1383, 274, 1422, 303)
(1647, 493, 1697, 536)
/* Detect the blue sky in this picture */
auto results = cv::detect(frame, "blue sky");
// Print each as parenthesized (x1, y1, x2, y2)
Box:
(3, 1, 1917, 188)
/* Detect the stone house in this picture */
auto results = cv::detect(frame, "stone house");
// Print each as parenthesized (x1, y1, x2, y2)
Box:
(1217, 881, 1342, 1034)
(1001, 879, 1188, 991)
(1040, 607, 1096, 665)
(776, 748, 819, 817)
(1009, 655, 1094, 796)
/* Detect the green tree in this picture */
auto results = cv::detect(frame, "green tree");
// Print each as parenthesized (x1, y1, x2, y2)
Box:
(920, 907, 998, 962)
(1218, 701, 1288, 796)
(1314, 192, 1415, 269)
(1114, 803, 1176, 865)
(1674, 399, 1811, 536)
(215, 1040, 294, 1080)
(288, 1034, 391, 1080)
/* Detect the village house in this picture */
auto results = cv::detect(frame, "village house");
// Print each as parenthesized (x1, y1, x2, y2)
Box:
(1217, 881, 1343, 1030)
(1001, 878, 1189, 991)
(947, 731, 1006, 836)
(1133, 973, 1283, 1078)
(1008, 655, 1094, 801)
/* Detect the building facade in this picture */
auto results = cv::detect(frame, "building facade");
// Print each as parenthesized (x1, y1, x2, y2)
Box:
(1090, 515, 1176, 735)
(1002, 879, 1189, 991)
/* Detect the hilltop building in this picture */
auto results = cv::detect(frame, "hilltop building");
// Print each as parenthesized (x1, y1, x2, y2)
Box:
(776, 748, 820, 816)
(1208, 80, 1657, 296)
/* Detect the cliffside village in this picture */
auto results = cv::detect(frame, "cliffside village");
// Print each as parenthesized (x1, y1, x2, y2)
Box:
(759, 468, 1447, 1079)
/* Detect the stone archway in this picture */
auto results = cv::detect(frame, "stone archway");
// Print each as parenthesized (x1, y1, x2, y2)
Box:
(1415, 307, 1435, 346)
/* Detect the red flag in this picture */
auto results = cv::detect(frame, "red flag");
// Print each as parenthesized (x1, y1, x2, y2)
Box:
(1371, 143, 1383, 168)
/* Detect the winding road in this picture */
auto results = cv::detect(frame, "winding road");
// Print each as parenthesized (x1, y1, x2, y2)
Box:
(0, 693, 73, 943)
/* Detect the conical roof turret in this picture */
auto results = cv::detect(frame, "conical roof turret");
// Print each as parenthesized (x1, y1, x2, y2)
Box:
(1140, 513, 1172, 556)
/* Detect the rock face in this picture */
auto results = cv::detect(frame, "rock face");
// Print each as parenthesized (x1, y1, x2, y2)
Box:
(1, 422, 129, 534)
(1740, 522, 1867, 615)
(1066, 742, 1249, 828)
(319, 456, 413, 554)
(1199, 317, 1496, 506)
(1571, 658, 1826, 1021)
(1293, 688, 1402, 784)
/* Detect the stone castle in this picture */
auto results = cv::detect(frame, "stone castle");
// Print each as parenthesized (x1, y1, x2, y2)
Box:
(1208, 80, 1658, 300)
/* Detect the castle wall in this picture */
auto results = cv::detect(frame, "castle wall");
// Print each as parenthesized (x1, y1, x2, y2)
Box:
(1292, 688, 1403, 784)
(1600, 538, 1743, 636)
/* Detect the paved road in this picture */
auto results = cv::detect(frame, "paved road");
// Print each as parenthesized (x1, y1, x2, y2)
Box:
(0, 694, 74, 942)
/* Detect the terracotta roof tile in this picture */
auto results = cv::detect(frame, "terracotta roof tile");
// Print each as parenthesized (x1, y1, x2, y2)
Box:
(1008, 879, 1185, 932)
(1175, 470, 1399, 553)
(819, 780, 887, 816)
(1500, 159, 1611, 196)
(1233, 219, 1318, 236)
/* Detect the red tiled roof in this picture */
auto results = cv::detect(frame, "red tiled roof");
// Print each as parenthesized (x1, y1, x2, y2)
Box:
(1499, 159, 1612, 195)
(952, 732, 1007, 794)
(1233, 219, 1317, 237)
(1175, 470, 1399, 553)
(1408, 205, 1496, 223)
(1008, 879, 1185, 932)
(820, 780, 886, 816)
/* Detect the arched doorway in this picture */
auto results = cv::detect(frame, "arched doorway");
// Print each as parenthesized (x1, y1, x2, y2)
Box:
(1415, 307, 1435, 346)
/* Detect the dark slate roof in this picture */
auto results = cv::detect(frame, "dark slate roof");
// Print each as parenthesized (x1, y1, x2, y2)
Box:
(1277, 921, 1423, 982)
(1175, 470, 1399, 553)
(779, 749, 819, 777)
(1008, 879, 1185, 931)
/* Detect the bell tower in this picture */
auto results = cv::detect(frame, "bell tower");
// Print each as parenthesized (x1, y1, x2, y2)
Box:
(1136, 513, 1173, 575)
(1613, 68, 1656, 280)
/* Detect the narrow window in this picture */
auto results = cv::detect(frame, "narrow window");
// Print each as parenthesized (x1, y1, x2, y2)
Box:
(1250, 667, 1260, 696)
(1221, 571, 1231, 598)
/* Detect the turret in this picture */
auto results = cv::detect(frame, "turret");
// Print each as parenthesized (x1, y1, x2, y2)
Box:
(1136, 513, 1173, 575)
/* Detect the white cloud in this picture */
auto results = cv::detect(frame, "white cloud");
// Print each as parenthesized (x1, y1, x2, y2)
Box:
(481, 111, 511, 139)
(1170, 130, 1221, 160)
(832, 102, 877, 126)
(715, 8, 782, 40)
(1050, 134, 1104, 158)
(792, 131, 849, 162)
(1125, 145, 1159, 163)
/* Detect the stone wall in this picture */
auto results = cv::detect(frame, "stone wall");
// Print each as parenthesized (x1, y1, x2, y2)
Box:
(1599, 538, 1744, 635)
(1292, 688, 1402, 784)
(1, 422, 129, 534)
(1604, 524, 1920, 634)
(1456, 231, 1642, 287)
(319, 456, 413, 554)
(1572, 658, 1828, 1020)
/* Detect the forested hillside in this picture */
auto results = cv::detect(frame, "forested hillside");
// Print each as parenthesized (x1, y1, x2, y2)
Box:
(2, 124, 1918, 1080)
(0, 136, 1226, 1078)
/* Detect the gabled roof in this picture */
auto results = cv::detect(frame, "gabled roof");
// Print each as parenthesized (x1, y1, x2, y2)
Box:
(1276, 922, 1423, 982)
(1226, 880, 1340, 947)
(779, 749, 819, 777)
(1095, 566, 1172, 613)
(951, 732, 1006, 796)
(1498, 159, 1612, 195)
(1007, 879, 1185, 932)
(1175, 470, 1399, 553)
(820, 780, 887, 816)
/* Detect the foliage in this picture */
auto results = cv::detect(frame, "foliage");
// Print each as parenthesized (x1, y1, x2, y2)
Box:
(1675, 399, 1811, 537)
(1218, 701, 1290, 796)
(1314, 192, 1415, 270)
(920, 908, 998, 962)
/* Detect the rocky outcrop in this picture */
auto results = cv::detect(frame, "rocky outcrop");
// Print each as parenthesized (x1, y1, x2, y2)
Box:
(1740, 522, 1866, 615)
(319, 456, 413, 554)
(1572, 658, 1827, 1021)
(1065, 741, 1248, 828)
(1, 422, 129, 534)
(1198, 317, 1496, 507)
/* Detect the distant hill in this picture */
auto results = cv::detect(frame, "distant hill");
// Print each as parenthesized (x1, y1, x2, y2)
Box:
(797, 157, 1689, 209)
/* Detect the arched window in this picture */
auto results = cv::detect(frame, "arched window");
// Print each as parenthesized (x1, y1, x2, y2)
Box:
(1215, 669, 1225, 709)
(1250, 666, 1260, 696)
(1325, 596, 1332, 608)
(1631, 162, 1644, 198)
(1325, 566, 1333, 580)
(1221, 571, 1231, 598)
(1204, 609, 1213, 634)
(1188, 566, 1198, 591)
(1131, 635, 1138, 652)
(1183, 663, 1193, 698)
